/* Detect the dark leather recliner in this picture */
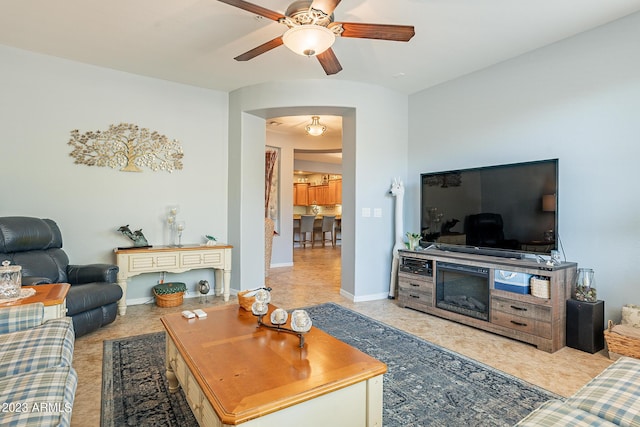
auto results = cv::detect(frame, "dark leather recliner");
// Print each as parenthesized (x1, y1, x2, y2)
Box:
(0, 216, 123, 337)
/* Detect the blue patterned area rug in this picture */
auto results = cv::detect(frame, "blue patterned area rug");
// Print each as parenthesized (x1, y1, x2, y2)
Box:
(306, 303, 558, 426)
(101, 303, 557, 426)
(101, 332, 197, 427)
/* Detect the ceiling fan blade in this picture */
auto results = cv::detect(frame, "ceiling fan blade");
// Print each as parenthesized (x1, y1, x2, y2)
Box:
(316, 48, 343, 75)
(234, 36, 284, 61)
(217, 0, 285, 21)
(335, 22, 415, 42)
(310, 0, 342, 16)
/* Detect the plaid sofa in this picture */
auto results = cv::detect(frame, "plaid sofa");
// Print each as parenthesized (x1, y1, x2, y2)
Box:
(516, 356, 640, 426)
(0, 303, 76, 427)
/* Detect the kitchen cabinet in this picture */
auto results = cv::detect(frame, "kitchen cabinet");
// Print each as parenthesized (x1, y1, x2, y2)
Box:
(294, 179, 341, 206)
(307, 186, 318, 204)
(329, 179, 342, 204)
(294, 183, 309, 206)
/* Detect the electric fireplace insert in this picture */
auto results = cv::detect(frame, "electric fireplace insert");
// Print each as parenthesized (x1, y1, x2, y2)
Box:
(436, 262, 490, 321)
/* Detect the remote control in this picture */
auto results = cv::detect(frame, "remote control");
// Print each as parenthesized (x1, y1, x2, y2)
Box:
(193, 309, 207, 318)
(181, 310, 195, 319)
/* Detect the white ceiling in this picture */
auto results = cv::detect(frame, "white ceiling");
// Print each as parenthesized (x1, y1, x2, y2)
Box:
(2, 0, 640, 96)
(3, 1, 640, 169)
(268, 115, 344, 167)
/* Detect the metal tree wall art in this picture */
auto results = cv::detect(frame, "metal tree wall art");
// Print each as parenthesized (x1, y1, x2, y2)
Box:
(68, 123, 184, 172)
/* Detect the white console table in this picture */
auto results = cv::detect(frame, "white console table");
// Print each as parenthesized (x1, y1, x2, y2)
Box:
(114, 244, 232, 315)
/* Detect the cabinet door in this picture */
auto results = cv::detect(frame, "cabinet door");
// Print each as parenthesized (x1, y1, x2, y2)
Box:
(308, 186, 318, 205)
(334, 179, 342, 204)
(294, 183, 309, 206)
(317, 185, 328, 205)
(129, 253, 179, 272)
(328, 180, 342, 204)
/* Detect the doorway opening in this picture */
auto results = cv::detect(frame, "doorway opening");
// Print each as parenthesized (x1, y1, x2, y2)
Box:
(266, 113, 343, 282)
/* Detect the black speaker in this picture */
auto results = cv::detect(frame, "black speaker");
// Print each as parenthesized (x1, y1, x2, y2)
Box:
(566, 299, 604, 353)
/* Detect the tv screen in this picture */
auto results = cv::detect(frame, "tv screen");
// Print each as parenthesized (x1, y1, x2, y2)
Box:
(420, 159, 558, 255)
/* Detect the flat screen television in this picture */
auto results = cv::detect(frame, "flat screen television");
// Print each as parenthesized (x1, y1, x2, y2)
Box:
(420, 159, 558, 257)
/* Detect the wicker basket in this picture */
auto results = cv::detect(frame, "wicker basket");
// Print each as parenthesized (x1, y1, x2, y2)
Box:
(153, 282, 186, 308)
(530, 277, 550, 299)
(604, 320, 640, 360)
(237, 290, 255, 311)
(153, 289, 184, 307)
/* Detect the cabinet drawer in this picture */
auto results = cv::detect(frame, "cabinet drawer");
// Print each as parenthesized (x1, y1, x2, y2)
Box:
(201, 251, 223, 266)
(491, 310, 552, 339)
(184, 366, 204, 424)
(398, 288, 433, 310)
(200, 400, 222, 427)
(181, 251, 224, 268)
(491, 296, 550, 321)
(167, 339, 186, 384)
(398, 276, 433, 293)
(128, 254, 179, 272)
(181, 252, 205, 268)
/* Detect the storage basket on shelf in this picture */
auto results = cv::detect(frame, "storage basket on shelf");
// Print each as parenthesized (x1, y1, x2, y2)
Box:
(530, 276, 550, 299)
(153, 282, 187, 308)
(604, 319, 640, 360)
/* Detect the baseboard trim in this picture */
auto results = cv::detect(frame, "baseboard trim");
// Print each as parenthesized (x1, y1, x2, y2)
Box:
(270, 262, 294, 268)
(339, 289, 388, 302)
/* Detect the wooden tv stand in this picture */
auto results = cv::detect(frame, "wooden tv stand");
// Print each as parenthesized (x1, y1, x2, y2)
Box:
(397, 248, 577, 353)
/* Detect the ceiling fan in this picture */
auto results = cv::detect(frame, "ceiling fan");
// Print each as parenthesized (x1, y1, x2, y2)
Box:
(218, 0, 415, 75)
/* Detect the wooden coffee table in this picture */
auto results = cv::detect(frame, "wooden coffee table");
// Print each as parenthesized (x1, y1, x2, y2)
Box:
(0, 283, 70, 321)
(161, 305, 387, 426)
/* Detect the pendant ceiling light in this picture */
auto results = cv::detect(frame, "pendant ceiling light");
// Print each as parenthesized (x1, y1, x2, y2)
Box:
(305, 116, 326, 136)
(282, 24, 336, 57)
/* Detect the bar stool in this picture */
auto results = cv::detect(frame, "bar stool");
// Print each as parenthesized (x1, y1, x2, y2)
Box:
(314, 215, 336, 247)
(294, 215, 315, 248)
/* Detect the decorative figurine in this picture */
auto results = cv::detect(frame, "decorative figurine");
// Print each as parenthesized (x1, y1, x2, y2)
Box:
(388, 178, 405, 299)
(198, 280, 210, 303)
(117, 225, 151, 248)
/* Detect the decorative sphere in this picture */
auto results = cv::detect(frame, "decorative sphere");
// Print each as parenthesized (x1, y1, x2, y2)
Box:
(290, 310, 312, 333)
(254, 288, 271, 304)
(270, 308, 288, 325)
(251, 301, 269, 316)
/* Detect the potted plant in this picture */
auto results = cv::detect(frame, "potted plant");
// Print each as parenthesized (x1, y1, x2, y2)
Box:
(205, 235, 218, 246)
(405, 232, 421, 251)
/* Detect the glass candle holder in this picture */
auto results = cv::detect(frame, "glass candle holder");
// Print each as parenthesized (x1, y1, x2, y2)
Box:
(0, 260, 21, 299)
(574, 268, 596, 302)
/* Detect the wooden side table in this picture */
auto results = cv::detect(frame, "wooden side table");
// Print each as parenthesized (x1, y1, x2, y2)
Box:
(0, 283, 70, 322)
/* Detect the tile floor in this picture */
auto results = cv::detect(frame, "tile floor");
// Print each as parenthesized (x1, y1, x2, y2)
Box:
(71, 246, 613, 426)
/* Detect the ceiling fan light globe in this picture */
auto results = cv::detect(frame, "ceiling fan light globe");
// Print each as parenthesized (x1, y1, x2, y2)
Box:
(283, 25, 335, 57)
